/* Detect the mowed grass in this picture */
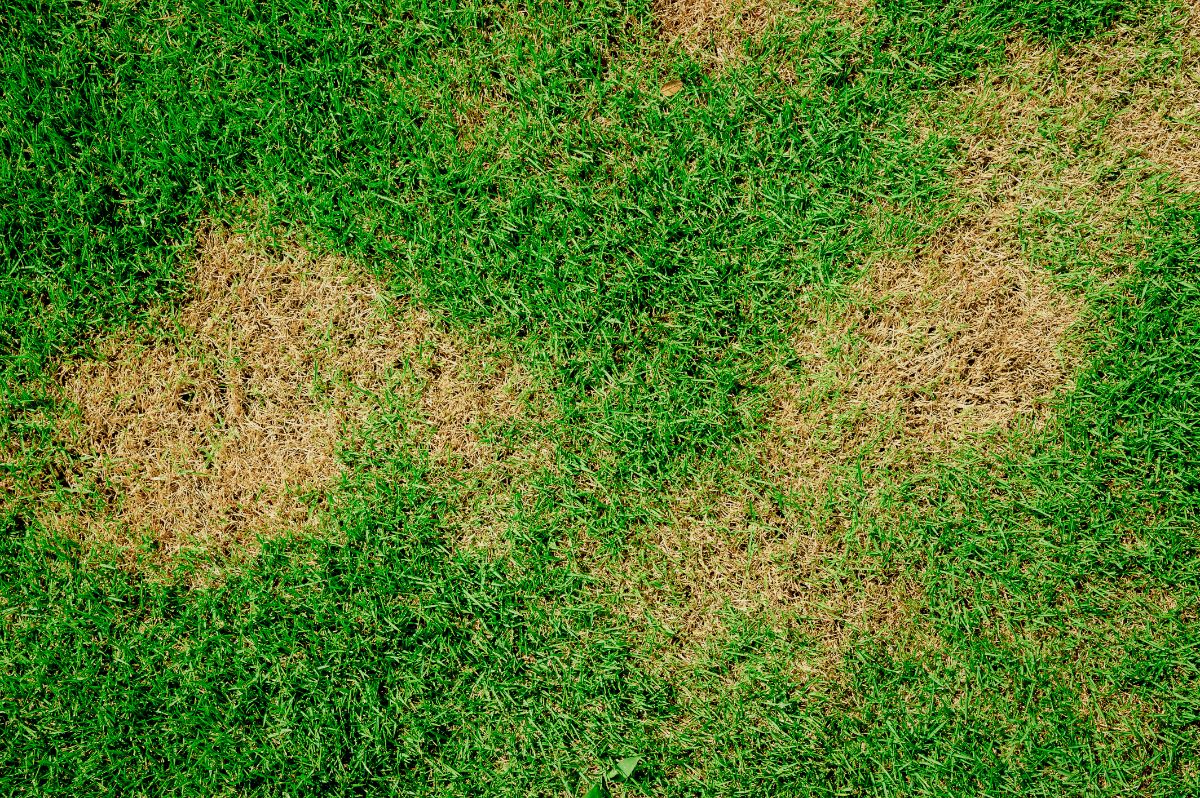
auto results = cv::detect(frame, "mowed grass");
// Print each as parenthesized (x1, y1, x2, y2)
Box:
(2, 0, 1200, 795)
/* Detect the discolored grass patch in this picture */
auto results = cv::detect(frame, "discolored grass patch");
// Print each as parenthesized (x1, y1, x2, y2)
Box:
(653, 0, 870, 67)
(593, 17, 1200, 668)
(654, 0, 779, 63)
(769, 11, 1200, 494)
(1100, 5, 1200, 189)
(39, 228, 545, 566)
(607, 476, 927, 669)
(592, 216, 1081, 680)
(774, 210, 1082, 487)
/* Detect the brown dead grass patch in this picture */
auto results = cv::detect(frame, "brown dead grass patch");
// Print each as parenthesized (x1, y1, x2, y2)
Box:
(654, 0, 777, 62)
(600, 19, 1200, 667)
(597, 497, 929, 685)
(945, 13, 1200, 220)
(43, 227, 544, 565)
(407, 335, 555, 555)
(765, 15, 1200, 492)
(1101, 3, 1200, 189)
(772, 209, 1082, 489)
(654, 0, 869, 67)
(617, 488, 923, 658)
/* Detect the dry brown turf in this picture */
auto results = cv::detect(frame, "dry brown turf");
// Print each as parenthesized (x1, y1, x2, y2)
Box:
(44, 228, 545, 564)
(32, 8, 1200, 636)
(653, 0, 870, 67)
(596, 11, 1200, 659)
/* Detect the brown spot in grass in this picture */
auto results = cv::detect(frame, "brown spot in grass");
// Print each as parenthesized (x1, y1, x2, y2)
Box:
(645, 9, 1200, 679)
(654, 0, 772, 61)
(601, 28, 1191, 670)
(406, 329, 555, 555)
(773, 16, 1200, 486)
(1100, 4, 1200, 189)
(773, 208, 1081, 486)
(937, 16, 1200, 221)
(43, 227, 544, 566)
(653, 0, 870, 68)
(604, 483, 926, 668)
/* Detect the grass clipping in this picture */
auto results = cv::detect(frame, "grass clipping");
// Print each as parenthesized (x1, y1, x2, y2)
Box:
(48, 229, 534, 564)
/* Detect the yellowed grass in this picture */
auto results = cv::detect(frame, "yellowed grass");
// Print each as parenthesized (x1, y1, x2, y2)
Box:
(654, 0, 870, 68)
(1102, 5, 1200, 189)
(774, 211, 1081, 485)
(406, 332, 555, 556)
(654, 0, 778, 62)
(600, 15, 1200, 668)
(26, 8, 1200, 667)
(41, 227, 545, 565)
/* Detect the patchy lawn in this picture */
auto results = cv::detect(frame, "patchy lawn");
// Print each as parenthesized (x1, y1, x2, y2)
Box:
(2, 0, 1199, 794)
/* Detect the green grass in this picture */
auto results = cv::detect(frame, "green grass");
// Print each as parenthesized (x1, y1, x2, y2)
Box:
(3, 0, 1199, 794)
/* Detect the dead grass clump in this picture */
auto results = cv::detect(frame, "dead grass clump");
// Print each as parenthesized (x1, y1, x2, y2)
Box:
(654, 0, 775, 60)
(763, 17, 1200, 492)
(775, 209, 1081, 485)
(619, 487, 922, 655)
(639, 11, 1200, 674)
(942, 16, 1200, 228)
(762, 33, 1104, 489)
(46, 228, 541, 564)
(604, 26, 1200, 669)
(653, 0, 869, 67)
(592, 491, 929, 688)
(1100, 4, 1200, 189)
(406, 335, 555, 555)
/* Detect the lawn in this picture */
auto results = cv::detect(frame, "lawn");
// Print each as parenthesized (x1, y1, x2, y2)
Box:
(2, 0, 1199, 794)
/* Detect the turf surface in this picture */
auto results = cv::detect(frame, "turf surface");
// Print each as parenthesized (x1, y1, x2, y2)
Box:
(2, 0, 1199, 794)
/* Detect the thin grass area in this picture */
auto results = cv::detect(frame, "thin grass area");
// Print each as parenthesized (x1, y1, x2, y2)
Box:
(653, 0, 871, 69)
(45, 228, 404, 562)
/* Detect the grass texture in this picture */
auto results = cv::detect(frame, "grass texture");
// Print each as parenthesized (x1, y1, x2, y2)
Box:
(2, 0, 1199, 794)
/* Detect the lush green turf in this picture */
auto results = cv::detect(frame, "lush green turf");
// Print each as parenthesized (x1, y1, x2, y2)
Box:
(3, 0, 1199, 795)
